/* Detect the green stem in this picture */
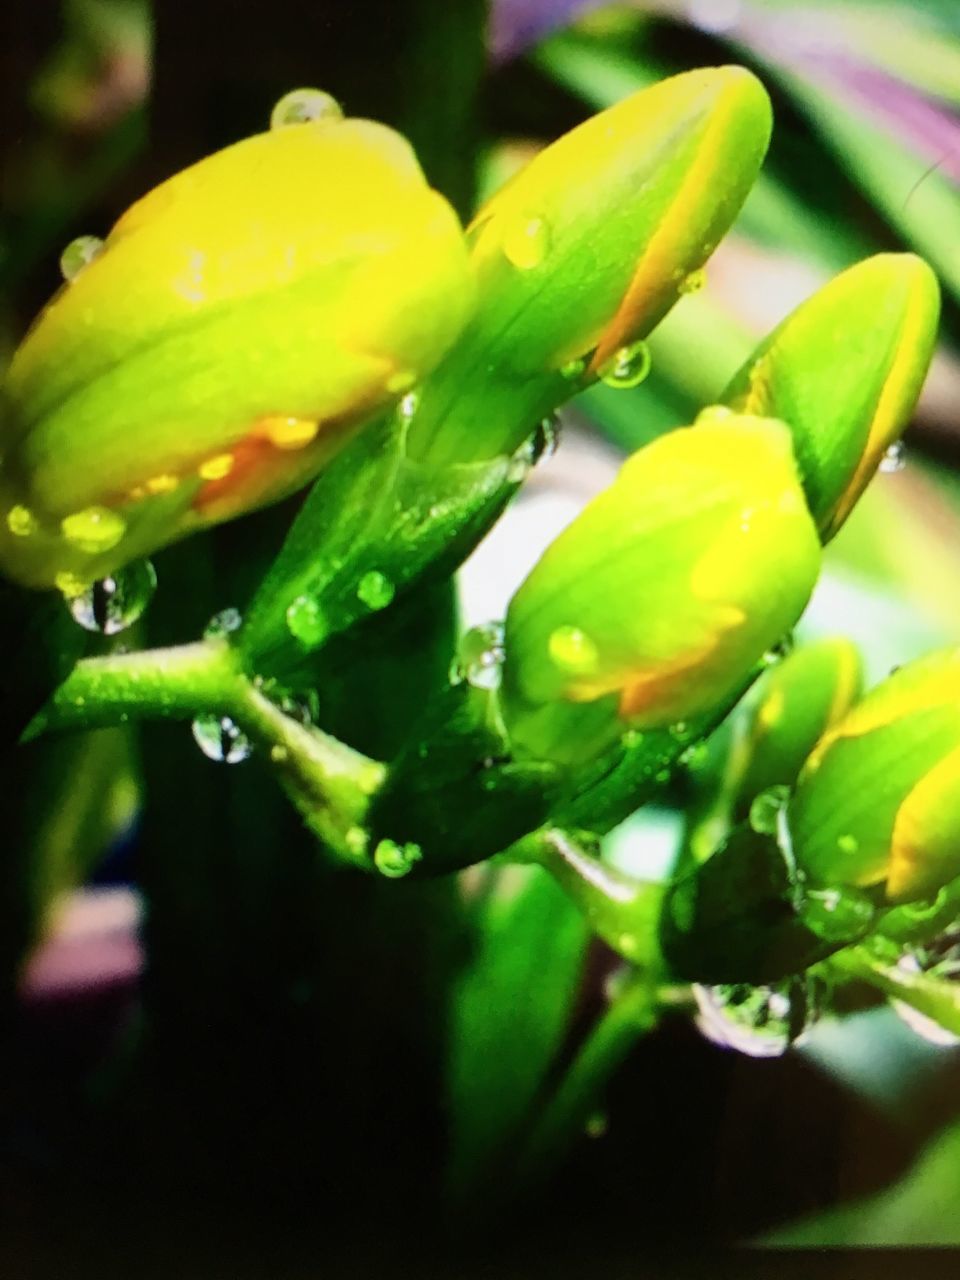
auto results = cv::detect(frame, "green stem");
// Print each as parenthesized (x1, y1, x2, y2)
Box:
(824, 944, 960, 1036)
(22, 639, 386, 869)
(514, 969, 659, 1187)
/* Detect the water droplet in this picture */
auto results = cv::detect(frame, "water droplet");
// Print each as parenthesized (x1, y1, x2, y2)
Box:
(6, 505, 37, 537)
(761, 633, 795, 667)
(799, 885, 874, 944)
(679, 267, 706, 295)
(145, 473, 179, 495)
(695, 405, 735, 426)
(598, 340, 651, 390)
(373, 838, 423, 879)
(60, 506, 126, 554)
(66, 559, 157, 634)
(621, 728, 644, 750)
(191, 714, 252, 764)
(198, 453, 234, 481)
(260, 415, 320, 450)
(560, 356, 587, 380)
(285, 594, 326, 648)
(270, 744, 289, 763)
(532, 414, 560, 463)
(397, 391, 420, 424)
(584, 1112, 608, 1139)
(60, 234, 104, 281)
(668, 721, 689, 740)
(693, 978, 815, 1058)
(548, 625, 599, 676)
(270, 88, 343, 129)
(880, 441, 906, 473)
(502, 214, 549, 270)
(837, 833, 859, 855)
(748, 785, 790, 836)
(203, 607, 243, 639)
(452, 623, 505, 691)
(356, 569, 395, 611)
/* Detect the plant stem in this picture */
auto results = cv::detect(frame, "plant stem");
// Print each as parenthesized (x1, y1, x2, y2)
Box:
(513, 968, 659, 1188)
(22, 639, 385, 868)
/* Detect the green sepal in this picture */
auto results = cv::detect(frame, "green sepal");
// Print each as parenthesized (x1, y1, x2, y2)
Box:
(238, 410, 529, 681)
(660, 823, 845, 984)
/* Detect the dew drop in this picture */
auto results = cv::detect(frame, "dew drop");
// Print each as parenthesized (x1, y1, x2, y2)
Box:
(668, 721, 689, 740)
(799, 885, 874, 944)
(502, 214, 549, 270)
(452, 622, 505, 691)
(203, 607, 243, 640)
(693, 978, 815, 1058)
(198, 453, 234, 481)
(548, 625, 599, 676)
(270, 88, 343, 129)
(748, 784, 790, 836)
(560, 356, 587, 381)
(191, 714, 252, 764)
(356, 570, 395, 611)
(679, 267, 706, 295)
(270, 744, 289, 764)
(66, 559, 158, 635)
(695, 405, 735, 426)
(261, 415, 319, 450)
(6, 505, 37, 537)
(373, 838, 423, 879)
(397, 390, 420, 425)
(761, 633, 796, 667)
(880, 441, 906, 473)
(837, 833, 859, 855)
(598, 340, 651, 390)
(285, 594, 326, 648)
(584, 1112, 609, 1139)
(60, 234, 104, 282)
(60, 506, 126, 554)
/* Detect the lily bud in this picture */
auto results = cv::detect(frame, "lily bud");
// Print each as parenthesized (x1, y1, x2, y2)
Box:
(0, 97, 473, 589)
(500, 415, 821, 766)
(730, 637, 863, 818)
(788, 648, 960, 903)
(719, 254, 940, 542)
(408, 65, 772, 466)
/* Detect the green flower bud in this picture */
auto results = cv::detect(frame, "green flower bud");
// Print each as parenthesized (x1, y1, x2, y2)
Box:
(730, 637, 863, 819)
(719, 253, 940, 542)
(408, 65, 772, 466)
(0, 101, 473, 589)
(500, 415, 821, 766)
(788, 648, 960, 903)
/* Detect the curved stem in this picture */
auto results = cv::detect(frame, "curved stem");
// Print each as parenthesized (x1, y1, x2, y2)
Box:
(22, 638, 386, 869)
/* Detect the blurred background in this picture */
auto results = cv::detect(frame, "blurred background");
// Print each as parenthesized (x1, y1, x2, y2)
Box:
(3, 1, 960, 1273)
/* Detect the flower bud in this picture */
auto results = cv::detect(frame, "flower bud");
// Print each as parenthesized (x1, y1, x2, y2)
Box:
(500, 415, 821, 766)
(0, 100, 473, 589)
(408, 66, 772, 465)
(788, 648, 960, 903)
(719, 254, 940, 542)
(730, 637, 863, 818)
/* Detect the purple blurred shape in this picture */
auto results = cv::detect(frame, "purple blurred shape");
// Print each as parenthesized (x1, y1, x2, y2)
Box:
(489, 0, 607, 63)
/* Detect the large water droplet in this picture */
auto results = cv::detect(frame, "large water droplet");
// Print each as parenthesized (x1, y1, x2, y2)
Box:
(598, 340, 651, 390)
(191, 714, 252, 764)
(6, 505, 37, 537)
(285, 594, 326, 648)
(60, 506, 126, 554)
(799, 885, 874, 944)
(695, 405, 735, 426)
(748, 784, 790, 836)
(693, 978, 815, 1058)
(373, 838, 423, 879)
(502, 215, 549, 270)
(261, 415, 319, 450)
(66, 559, 157, 635)
(203, 607, 243, 640)
(270, 88, 343, 129)
(452, 623, 505, 691)
(356, 570, 395, 611)
(60, 235, 104, 282)
(880, 441, 906, 473)
(548, 625, 599, 676)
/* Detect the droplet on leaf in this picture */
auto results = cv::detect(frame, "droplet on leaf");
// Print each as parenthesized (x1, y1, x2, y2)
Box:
(270, 88, 343, 129)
